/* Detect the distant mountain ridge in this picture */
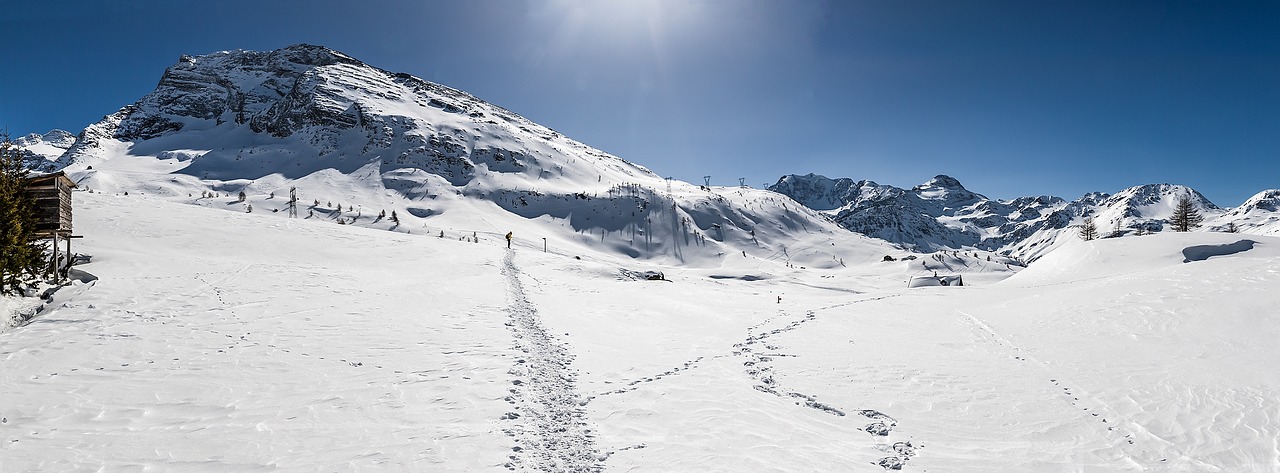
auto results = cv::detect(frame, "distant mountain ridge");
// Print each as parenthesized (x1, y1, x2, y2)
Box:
(14, 129, 76, 171)
(770, 173, 1280, 261)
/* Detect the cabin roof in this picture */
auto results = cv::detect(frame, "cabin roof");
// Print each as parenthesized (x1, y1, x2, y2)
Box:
(26, 171, 77, 189)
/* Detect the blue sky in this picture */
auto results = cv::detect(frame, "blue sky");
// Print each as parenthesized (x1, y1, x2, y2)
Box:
(2, 0, 1277, 205)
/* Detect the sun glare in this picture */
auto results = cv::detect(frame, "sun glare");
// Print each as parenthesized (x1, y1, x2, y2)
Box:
(535, 0, 709, 56)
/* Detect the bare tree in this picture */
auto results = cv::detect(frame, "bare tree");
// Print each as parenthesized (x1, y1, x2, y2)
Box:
(1077, 217, 1099, 241)
(1108, 218, 1125, 238)
(1169, 194, 1203, 232)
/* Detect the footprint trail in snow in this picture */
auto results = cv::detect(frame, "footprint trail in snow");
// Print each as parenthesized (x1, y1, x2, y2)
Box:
(734, 295, 919, 470)
(500, 249, 603, 472)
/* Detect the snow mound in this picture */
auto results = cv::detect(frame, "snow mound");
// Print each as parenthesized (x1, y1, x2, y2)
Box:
(1182, 239, 1258, 263)
(1, 296, 45, 333)
(1006, 232, 1280, 285)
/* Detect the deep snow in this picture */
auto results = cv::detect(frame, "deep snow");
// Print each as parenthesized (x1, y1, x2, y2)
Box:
(3, 191, 1279, 472)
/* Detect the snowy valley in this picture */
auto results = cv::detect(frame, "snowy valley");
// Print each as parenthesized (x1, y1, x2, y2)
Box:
(4, 45, 1280, 472)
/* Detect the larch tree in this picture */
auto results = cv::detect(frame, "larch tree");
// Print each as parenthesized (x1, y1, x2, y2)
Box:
(1169, 194, 1204, 232)
(1077, 216, 1099, 241)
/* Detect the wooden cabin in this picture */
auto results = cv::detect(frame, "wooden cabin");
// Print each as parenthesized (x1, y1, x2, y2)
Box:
(24, 171, 78, 279)
(25, 171, 76, 236)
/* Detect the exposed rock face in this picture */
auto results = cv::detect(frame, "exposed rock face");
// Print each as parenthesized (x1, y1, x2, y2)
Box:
(52, 43, 654, 188)
(770, 174, 1249, 260)
(770, 173, 1070, 252)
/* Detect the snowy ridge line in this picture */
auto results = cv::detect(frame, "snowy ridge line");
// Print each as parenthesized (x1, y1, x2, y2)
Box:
(734, 294, 919, 470)
(499, 249, 603, 472)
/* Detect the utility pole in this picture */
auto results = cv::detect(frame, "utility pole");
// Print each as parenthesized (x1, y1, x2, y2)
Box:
(542, 237, 547, 253)
(287, 187, 298, 218)
(703, 175, 711, 187)
(738, 177, 746, 188)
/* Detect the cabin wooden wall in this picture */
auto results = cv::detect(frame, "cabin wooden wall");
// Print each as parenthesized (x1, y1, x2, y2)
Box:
(26, 177, 73, 234)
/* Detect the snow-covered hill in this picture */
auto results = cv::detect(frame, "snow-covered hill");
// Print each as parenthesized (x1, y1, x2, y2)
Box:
(25, 44, 900, 268)
(770, 173, 1278, 261)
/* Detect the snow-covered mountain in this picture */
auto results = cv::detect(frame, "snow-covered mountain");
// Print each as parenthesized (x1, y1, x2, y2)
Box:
(25, 44, 900, 268)
(770, 173, 1276, 261)
(1218, 189, 1280, 234)
(13, 129, 76, 171)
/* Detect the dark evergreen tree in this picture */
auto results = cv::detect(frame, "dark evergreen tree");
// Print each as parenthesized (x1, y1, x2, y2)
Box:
(0, 134, 43, 295)
(1169, 194, 1203, 232)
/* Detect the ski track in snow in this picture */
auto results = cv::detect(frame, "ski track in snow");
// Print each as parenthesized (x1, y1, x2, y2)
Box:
(734, 295, 919, 470)
(500, 249, 603, 472)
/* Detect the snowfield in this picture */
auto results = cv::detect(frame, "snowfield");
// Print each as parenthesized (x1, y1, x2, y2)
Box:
(8, 44, 1278, 472)
(4, 191, 1279, 472)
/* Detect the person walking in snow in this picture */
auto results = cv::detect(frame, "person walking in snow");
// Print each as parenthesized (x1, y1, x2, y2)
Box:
(506, 231, 513, 249)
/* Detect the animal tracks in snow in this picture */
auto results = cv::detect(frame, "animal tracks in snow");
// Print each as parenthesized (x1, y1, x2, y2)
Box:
(589, 356, 706, 400)
(956, 310, 1165, 461)
(735, 295, 919, 470)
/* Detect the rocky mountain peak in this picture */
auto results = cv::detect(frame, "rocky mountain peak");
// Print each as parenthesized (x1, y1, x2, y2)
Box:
(917, 174, 966, 191)
(17, 129, 77, 148)
(1105, 184, 1220, 212)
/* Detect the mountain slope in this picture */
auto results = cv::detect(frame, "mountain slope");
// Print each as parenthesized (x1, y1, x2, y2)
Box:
(35, 44, 902, 268)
